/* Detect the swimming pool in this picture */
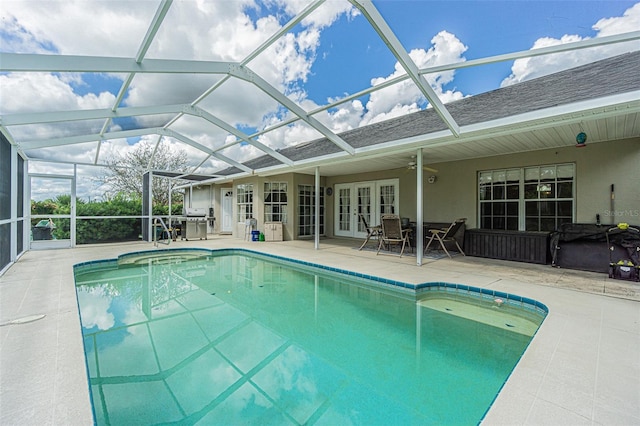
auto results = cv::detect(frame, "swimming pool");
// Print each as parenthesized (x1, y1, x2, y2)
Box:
(74, 248, 547, 425)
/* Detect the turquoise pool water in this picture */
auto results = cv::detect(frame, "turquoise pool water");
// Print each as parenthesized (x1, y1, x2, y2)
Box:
(74, 249, 546, 425)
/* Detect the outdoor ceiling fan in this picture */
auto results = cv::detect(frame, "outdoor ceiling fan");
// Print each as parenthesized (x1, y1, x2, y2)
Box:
(406, 156, 438, 173)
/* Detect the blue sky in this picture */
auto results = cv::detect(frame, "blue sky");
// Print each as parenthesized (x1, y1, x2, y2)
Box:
(305, 0, 639, 103)
(1, 0, 639, 199)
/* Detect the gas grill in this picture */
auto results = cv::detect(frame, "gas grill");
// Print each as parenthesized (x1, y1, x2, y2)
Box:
(182, 207, 208, 240)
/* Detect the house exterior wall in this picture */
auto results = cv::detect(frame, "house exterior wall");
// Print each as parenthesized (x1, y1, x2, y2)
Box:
(195, 136, 638, 240)
(419, 136, 640, 228)
(194, 173, 331, 240)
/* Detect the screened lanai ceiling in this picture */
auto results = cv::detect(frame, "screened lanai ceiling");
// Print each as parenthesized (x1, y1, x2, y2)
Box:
(1, 0, 640, 190)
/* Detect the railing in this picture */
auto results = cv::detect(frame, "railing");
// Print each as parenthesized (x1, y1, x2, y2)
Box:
(153, 217, 171, 247)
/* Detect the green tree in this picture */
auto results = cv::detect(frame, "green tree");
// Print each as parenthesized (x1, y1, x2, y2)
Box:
(101, 140, 189, 206)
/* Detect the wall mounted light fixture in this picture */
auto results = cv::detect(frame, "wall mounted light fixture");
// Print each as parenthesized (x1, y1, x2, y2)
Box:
(575, 131, 587, 147)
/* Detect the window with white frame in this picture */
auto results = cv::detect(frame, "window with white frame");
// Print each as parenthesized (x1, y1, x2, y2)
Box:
(298, 185, 324, 236)
(479, 163, 574, 232)
(264, 182, 287, 223)
(479, 168, 521, 230)
(524, 164, 574, 231)
(236, 184, 253, 222)
(378, 183, 396, 215)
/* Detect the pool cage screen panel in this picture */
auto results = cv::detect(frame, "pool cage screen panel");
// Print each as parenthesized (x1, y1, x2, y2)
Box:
(1, 135, 11, 270)
(0, 133, 25, 271)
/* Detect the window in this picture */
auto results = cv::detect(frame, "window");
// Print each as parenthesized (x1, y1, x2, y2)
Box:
(479, 163, 574, 232)
(236, 184, 253, 222)
(337, 186, 351, 232)
(524, 164, 574, 231)
(298, 185, 324, 236)
(479, 169, 521, 230)
(378, 183, 396, 215)
(264, 182, 287, 223)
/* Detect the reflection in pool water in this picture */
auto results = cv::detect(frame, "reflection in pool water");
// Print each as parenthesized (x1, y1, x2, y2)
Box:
(74, 249, 546, 425)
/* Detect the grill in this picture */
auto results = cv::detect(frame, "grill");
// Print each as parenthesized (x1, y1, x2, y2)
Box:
(182, 207, 208, 240)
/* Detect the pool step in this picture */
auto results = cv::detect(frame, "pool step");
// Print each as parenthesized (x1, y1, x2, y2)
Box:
(418, 298, 541, 336)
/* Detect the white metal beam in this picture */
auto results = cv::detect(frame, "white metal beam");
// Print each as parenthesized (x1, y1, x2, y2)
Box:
(233, 30, 640, 143)
(241, 0, 326, 66)
(418, 30, 640, 75)
(0, 53, 235, 74)
(416, 148, 424, 266)
(136, 0, 173, 62)
(230, 64, 356, 155)
(4, 103, 294, 168)
(20, 127, 166, 149)
(160, 129, 253, 173)
(210, 152, 253, 174)
(1, 104, 187, 126)
(97, 0, 174, 163)
(351, 0, 460, 137)
(188, 106, 294, 166)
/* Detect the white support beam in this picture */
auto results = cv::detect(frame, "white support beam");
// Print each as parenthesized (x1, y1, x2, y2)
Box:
(416, 148, 424, 266)
(161, 129, 253, 173)
(234, 31, 640, 143)
(20, 127, 166, 149)
(351, 0, 460, 137)
(136, 0, 173, 62)
(1, 104, 187, 126)
(241, 0, 325, 66)
(229, 64, 356, 155)
(211, 152, 253, 174)
(99, 0, 173, 137)
(418, 30, 640, 75)
(315, 166, 320, 250)
(188, 106, 294, 166)
(0, 53, 235, 74)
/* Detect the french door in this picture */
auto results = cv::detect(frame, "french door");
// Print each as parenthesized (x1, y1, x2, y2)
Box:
(334, 179, 398, 238)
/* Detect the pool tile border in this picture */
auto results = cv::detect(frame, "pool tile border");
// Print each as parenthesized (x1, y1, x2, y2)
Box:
(73, 247, 548, 316)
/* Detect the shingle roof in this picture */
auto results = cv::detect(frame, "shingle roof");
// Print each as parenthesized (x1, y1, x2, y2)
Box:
(217, 50, 640, 176)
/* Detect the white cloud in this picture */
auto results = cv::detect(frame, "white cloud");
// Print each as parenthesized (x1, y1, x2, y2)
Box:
(316, 30, 468, 129)
(0, 73, 116, 114)
(594, 2, 640, 35)
(501, 2, 640, 87)
(3, 0, 637, 185)
(77, 287, 115, 331)
(0, 0, 157, 56)
(301, 0, 359, 28)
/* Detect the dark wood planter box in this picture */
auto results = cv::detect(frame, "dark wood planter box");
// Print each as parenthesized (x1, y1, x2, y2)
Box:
(464, 229, 550, 264)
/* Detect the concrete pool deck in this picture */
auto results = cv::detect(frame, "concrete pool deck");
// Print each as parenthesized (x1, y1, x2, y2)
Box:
(1, 236, 638, 425)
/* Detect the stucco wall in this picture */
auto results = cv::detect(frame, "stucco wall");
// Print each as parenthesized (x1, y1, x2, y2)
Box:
(420, 136, 640, 228)
(191, 173, 331, 240)
(191, 136, 639, 239)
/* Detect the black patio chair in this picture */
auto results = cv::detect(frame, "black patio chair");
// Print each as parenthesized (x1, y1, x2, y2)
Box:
(377, 214, 411, 257)
(424, 218, 466, 258)
(358, 213, 381, 250)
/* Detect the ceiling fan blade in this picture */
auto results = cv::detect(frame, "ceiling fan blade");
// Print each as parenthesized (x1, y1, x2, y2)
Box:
(423, 166, 438, 173)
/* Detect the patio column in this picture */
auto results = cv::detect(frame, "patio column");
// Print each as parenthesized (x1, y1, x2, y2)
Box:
(315, 166, 320, 250)
(416, 148, 424, 266)
(142, 171, 152, 242)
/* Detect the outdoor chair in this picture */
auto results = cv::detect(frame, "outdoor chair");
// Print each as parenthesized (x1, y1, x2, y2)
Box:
(424, 218, 466, 258)
(358, 213, 382, 250)
(377, 214, 411, 257)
